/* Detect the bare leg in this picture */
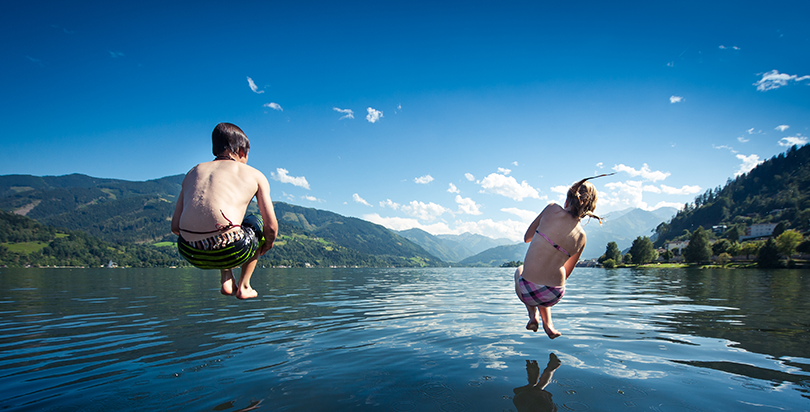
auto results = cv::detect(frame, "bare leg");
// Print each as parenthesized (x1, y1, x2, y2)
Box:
(235, 257, 259, 299)
(538, 306, 561, 339)
(515, 266, 540, 332)
(220, 269, 236, 296)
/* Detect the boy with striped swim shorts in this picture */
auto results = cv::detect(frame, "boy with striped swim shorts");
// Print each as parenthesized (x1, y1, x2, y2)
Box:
(171, 123, 278, 299)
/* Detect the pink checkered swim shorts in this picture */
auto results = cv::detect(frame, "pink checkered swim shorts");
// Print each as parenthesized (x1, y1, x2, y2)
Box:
(517, 276, 565, 307)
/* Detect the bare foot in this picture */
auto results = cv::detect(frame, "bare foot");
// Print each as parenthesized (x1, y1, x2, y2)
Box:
(235, 285, 258, 300)
(526, 320, 539, 332)
(543, 323, 562, 339)
(221, 275, 236, 296)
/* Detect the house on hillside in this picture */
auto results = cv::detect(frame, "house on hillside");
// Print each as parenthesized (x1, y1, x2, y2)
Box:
(664, 240, 689, 255)
(740, 223, 778, 240)
(712, 225, 727, 235)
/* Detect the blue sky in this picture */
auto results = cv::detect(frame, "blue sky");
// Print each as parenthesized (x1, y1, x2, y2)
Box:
(3, 1, 809, 241)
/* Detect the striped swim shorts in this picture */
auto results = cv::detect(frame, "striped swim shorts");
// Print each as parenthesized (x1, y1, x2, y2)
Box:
(177, 214, 265, 270)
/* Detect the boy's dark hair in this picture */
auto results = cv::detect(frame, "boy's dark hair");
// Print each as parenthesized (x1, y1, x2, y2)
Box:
(212, 123, 250, 157)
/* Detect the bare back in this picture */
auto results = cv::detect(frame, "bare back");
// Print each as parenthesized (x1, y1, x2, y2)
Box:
(521, 204, 586, 287)
(173, 159, 268, 242)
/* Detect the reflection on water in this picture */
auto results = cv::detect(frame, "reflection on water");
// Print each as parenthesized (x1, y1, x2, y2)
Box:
(0, 267, 808, 411)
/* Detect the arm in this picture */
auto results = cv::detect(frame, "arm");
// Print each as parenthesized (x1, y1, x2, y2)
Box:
(255, 173, 278, 255)
(170, 189, 184, 236)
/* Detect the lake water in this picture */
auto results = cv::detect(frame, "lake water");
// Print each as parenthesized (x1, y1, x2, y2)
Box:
(0, 267, 808, 411)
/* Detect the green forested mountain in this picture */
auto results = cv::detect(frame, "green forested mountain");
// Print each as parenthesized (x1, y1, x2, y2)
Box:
(0, 174, 183, 244)
(0, 211, 184, 267)
(654, 144, 810, 246)
(0, 174, 443, 267)
(459, 243, 529, 267)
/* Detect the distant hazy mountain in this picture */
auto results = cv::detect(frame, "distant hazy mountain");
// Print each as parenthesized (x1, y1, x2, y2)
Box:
(397, 229, 514, 263)
(580, 207, 677, 259)
(459, 243, 528, 267)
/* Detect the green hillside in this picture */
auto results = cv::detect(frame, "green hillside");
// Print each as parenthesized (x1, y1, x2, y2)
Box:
(459, 243, 528, 267)
(0, 210, 184, 267)
(0, 173, 443, 267)
(654, 144, 810, 246)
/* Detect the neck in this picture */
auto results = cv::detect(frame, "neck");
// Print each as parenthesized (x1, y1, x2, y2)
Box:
(214, 154, 235, 161)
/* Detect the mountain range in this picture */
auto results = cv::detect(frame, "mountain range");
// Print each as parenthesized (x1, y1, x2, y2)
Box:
(0, 173, 675, 267)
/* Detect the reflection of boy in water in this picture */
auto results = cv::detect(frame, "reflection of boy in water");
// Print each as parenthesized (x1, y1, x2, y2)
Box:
(513, 353, 562, 412)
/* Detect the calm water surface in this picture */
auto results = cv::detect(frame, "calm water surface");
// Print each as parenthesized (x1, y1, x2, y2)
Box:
(0, 267, 808, 411)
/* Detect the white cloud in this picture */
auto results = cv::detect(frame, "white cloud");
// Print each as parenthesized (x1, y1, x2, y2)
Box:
(447, 183, 460, 194)
(613, 164, 670, 182)
(747, 128, 761, 135)
(775, 125, 790, 132)
(652, 201, 686, 210)
(498, 167, 512, 175)
(660, 184, 702, 195)
(109, 51, 125, 58)
(452, 218, 526, 242)
(479, 173, 540, 201)
(363, 213, 453, 234)
(247, 76, 264, 94)
(414, 175, 434, 184)
(465, 173, 475, 182)
(401, 201, 450, 221)
(713, 144, 738, 154)
(501, 207, 537, 222)
(596, 162, 604, 169)
(270, 168, 310, 189)
(512, 161, 519, 166)
(302, 195, 322, 202)
(353, 193, 372, 207)
(643, 185, 662, 194)
(734, 154, 763, 177)
(754, 70, 810, 91)
(779, 135, 808, 147)
(603, 181, 647, 210)
(669, 95, 683, 104)
(379, 199, 400, 210)
(737, 136, 750, 143)
(455, 195, 483, 215)
(550, 185, 568, 195)
(366, 107, 383, 123)
(263, 102, 283, 111)
(333, 107, 354, 120)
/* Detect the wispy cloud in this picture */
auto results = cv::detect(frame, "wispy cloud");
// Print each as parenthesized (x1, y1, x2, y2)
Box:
(401, 200, 449, 221)
(379, 199, 400, 209)
(465, 173, 475, 182)
(754, 70, 810, 91)
(270, 168, 310, 189)
(25, 56, 43, 66)
(414, 175, 434, 184)
(302, 195, 322, 202)
(247, 76, 264, 94)
(596, 162, 604, 169)
(366, 107, 383, 123)
(660, 184, 702, 195)
(479, 173, 540, 201)
(669, 95, 683, 104)
(734, 154, 763, 177)
(353, 193, 372, 207)
(109, 51, 125, 58)
(713, 144, 738, 154)
(747, 128, 761, 135)
(447, 183, 460, 193)
(776, 125, 790, 132)
(737, 136, 750, 143)
(263, 102, 283, 111)
(779, 135, 808, 147)
(613, 164, 670, 182)
(333, 107, 354, 120)
(455, 195, 482, 215)
(718, 45, 740, 50)
(498, 167, 511, 175)
(501, 207, 537, 222)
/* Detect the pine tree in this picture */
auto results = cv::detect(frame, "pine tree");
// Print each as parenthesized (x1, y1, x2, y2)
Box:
(684, 226, 712, 263)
